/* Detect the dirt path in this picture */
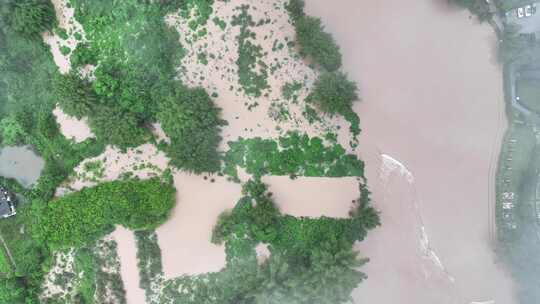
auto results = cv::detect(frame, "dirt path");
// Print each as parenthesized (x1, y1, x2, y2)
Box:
(0, 231, 16, 271)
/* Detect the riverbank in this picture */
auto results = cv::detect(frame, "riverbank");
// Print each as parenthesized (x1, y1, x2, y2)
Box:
(305, 0, 516, 303)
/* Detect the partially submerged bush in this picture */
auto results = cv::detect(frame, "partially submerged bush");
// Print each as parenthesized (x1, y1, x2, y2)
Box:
(307, 71, 358, 115)
(295, 16, 342, 71)
(41, 178, 176, 249)
(156, 86, 225, 173)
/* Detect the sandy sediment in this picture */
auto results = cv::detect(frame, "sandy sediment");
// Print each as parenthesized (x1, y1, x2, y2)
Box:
(44, 0, 86, 75)
(53, 105, 94, 143)
(166, 0, 348, 151)
(255, 243, 271, 265)
(65, 143, 168, 192)
(40, 249, 78, 301)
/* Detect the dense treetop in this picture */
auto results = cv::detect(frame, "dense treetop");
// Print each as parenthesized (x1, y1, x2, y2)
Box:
(40, 178, 176, 250)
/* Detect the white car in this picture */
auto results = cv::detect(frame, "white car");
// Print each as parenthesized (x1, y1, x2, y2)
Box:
(517, 7, 525, 18)
(525, 5, 532, 17)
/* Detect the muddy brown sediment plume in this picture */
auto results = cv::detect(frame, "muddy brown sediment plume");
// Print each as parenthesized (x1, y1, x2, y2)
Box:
(305, 0, 515, 303)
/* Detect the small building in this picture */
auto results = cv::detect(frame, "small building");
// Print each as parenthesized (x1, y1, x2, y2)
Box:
(0, 186, 16, 218)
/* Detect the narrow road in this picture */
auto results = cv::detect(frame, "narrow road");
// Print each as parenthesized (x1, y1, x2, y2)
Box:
(0, 230, 16, 272)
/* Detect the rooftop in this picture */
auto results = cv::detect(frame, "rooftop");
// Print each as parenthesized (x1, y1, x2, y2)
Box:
(0, 186, 16, 218)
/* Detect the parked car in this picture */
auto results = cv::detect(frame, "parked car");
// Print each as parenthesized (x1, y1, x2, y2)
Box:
(525, 5, 532, 17)
(518, 7, 525, 18)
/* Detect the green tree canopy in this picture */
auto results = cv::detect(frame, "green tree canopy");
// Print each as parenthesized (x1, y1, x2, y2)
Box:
(40, 178, 176, 249)
(0, 278, 27, 303)
(307, 71, 358, 115)
(53, 73, 96, 119)
(4, 0, 56, 38)
(156, 86, 225, 173)
(295, 16, 342, 72)
(0, 114, 27, 146)
(285, 0, 305, 24)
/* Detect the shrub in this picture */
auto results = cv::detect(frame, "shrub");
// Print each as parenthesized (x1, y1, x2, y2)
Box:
(295, 16, 342, 72)
(41, 178, 176, 249)
(156, 86, 225, 173)
(0, 114, 27, 145)
(285, 0, 305, 24)
(53, 73, 96, 119)
(307, 71, 358, 115)
(8, 0, 56, 38)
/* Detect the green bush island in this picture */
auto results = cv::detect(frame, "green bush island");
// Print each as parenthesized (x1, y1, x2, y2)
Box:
(2, 0, 56, 38)
(223, 132, 364, 180)
(40, 178, 176, 249)
(156, 86, 226, 173)
(295, 16, 342, 72)
(162, 179, 380, 303)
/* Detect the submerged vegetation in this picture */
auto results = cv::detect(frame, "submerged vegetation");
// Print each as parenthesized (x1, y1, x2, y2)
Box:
(156, 86, 225, 173)
(0, 0, 378, 302)
(159, 179, 379, 303)
(465, 0, 540, 302)
(232, 4, 270, 98)
(286, 0, 341, 72)
(60, 0, 225, 172)
(451, 0, 492, 21)
(223, 132, 364, 180)
(285, 0, 360, 142)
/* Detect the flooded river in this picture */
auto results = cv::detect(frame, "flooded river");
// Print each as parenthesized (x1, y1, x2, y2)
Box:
(0, 146, 44, 188)
(305, 0, 515, 303)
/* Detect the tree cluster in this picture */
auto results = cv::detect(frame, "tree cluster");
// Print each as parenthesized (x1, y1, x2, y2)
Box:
(285, 1, 360, 139)
(156, 86, 226, 173)
(165, 179, 380, 304)
(223, 132, 365, 180)
(306, 71, 358, 116)
(452, 0, 492, 21)
(0, 0, 55, 38)
(54, 0, 225, 173)
(39, 178, 176, 249)
(285, 0, 342, 72)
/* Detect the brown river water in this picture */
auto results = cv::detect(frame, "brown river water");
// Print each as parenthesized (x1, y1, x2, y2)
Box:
(305, 0, 515, 303)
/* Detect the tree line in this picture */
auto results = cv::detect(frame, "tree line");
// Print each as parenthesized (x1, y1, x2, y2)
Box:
(285, 0, 361, 141)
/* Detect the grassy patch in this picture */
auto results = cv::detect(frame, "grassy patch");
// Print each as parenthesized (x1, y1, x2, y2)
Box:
(0, 246, 13, 278)
(232, 5, 269, 98)
(496, 122, 536, 241)
(223, 132, 364, 180)
(517, 78, 540, 113)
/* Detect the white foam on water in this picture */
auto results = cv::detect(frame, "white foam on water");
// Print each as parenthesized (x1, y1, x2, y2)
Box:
(380, 154, 455, 283)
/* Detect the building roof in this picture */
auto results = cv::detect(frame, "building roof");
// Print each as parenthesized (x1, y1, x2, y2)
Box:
(0, 187, 15, 218)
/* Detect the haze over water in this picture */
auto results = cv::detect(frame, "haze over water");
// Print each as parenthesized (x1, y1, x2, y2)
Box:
(305, 0, 516, 303)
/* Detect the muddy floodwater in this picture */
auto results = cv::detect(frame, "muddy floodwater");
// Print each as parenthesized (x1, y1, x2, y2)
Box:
(0, 146, 44, 188)
(306, 0, 515, 303)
